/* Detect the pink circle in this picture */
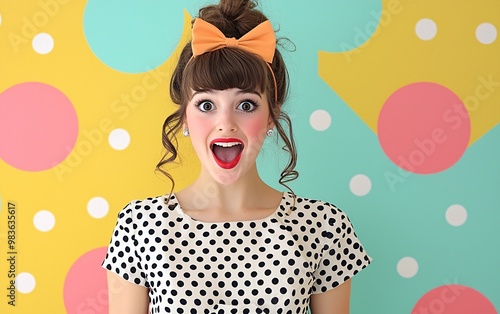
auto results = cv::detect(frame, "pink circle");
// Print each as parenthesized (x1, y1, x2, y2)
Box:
(0, 82, 78, 171)
(378, 82, 470, 174)
(413, 285, 497, 314)
(64, 247, 109, 314)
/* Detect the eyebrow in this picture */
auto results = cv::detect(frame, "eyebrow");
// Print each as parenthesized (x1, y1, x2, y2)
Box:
(236, 90, 262, 97)
(191, 90, 213, 97)
(191, 90, 262, 98)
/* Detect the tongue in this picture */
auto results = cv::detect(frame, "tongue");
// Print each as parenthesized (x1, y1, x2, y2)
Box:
(213, 145, 241, 163)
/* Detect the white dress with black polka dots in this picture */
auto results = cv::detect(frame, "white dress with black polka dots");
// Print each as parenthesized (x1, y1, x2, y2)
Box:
(102, 192, 371, 314)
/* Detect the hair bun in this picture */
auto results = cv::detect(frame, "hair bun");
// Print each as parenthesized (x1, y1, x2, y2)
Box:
(219, 0, 254, 20)
(197, 0, 266, 39)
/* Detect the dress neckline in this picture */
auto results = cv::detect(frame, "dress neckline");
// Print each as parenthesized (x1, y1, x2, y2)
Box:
(166, 192, 293, 224)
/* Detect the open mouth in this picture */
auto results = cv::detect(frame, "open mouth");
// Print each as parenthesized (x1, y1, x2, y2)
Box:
(210, 138, 244, 169)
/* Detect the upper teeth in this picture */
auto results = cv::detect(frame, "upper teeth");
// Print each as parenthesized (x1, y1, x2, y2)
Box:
(213, 142, 241, 147)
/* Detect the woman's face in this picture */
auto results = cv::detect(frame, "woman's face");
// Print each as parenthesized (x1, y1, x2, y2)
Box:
(184, 88, 272, 185)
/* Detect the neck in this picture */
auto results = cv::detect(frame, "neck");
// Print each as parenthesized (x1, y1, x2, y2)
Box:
(178, 165, 280, 213)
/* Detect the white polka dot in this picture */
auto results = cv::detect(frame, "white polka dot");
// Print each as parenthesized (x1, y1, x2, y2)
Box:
(349, 174, 372, 196)
(0, 14, 3, 26)
(87, 196, 109, 219)
(476, 23, 497, 44)
(309, 110, 331, 131)
(33, 210, 55, 232)
(32, 33, 54, 54)
(446, 204, 467, 227)
(415, 18, 437, 41)
(16, 272, 36, 294)
(397, 257, 419, 278)
(108, 128, 130, 150)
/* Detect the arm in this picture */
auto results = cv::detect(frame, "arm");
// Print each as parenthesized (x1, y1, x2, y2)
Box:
(107, 271, 149, 314)
(309, 279, 352, 314)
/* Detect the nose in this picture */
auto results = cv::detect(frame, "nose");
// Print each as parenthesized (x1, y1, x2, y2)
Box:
(217, 109, 237, 132)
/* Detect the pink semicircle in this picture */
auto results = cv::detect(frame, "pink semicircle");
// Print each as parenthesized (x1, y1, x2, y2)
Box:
(63, 247, 109, 314)
(413, 284, 497, 314)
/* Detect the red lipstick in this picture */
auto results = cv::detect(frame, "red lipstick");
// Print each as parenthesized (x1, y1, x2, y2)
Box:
(210, 138, 244, 169)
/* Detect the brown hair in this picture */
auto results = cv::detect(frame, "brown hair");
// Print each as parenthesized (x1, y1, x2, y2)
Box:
(156, 0, 298, 192)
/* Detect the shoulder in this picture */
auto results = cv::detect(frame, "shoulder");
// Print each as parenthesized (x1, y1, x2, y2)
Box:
(128, 195, 167, 210)
(116, 195, 170, 221)
(111, 195, 174, 235)
(290, 194, 353, 232)
(293, 194, 345, 217)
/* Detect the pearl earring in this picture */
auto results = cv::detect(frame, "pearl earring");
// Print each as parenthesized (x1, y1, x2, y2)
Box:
(266, 129, 275, 137)
(183, 128, 190, 137)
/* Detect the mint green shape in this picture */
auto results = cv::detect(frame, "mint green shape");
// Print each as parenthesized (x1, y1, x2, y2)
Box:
(83, 0, 199, 73)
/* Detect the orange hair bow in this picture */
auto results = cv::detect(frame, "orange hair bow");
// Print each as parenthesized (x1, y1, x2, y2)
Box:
(191, 18, 276, 63)
(190, 18, 278, 102)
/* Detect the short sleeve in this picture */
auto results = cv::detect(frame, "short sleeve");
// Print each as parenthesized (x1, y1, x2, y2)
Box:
(101, 201, 148, 287)
(312, 203, 372, 294)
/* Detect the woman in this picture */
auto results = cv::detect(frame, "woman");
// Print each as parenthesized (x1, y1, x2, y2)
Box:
(102, 1, 371, 313)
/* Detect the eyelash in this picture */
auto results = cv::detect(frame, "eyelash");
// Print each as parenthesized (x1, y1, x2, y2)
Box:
(194, 99, 260, 113)
(237, 99, 259, 112)
(195, 99, 214, 113)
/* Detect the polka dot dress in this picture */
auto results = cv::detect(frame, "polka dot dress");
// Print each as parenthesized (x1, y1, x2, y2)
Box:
(102, 192, 371, 314)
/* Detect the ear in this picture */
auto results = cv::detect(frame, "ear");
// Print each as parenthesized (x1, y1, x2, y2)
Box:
(267, 104, 281, 129)
(182, 117, 189, 129)
(267, 120, 275, 130)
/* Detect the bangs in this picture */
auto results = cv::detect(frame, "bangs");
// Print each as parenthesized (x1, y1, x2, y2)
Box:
(182, 48, 270, 99)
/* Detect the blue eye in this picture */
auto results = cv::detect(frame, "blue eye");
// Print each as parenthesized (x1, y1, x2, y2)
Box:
(197, 100, 215, 112)
(237, 100, 258, 112)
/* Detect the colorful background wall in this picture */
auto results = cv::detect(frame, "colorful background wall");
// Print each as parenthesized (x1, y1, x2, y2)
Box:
(1, 0, 499, 313)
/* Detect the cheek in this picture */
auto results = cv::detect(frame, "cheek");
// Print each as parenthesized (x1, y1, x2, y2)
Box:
(242, 117, 268, 139)
(186, 113, 212, 136)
